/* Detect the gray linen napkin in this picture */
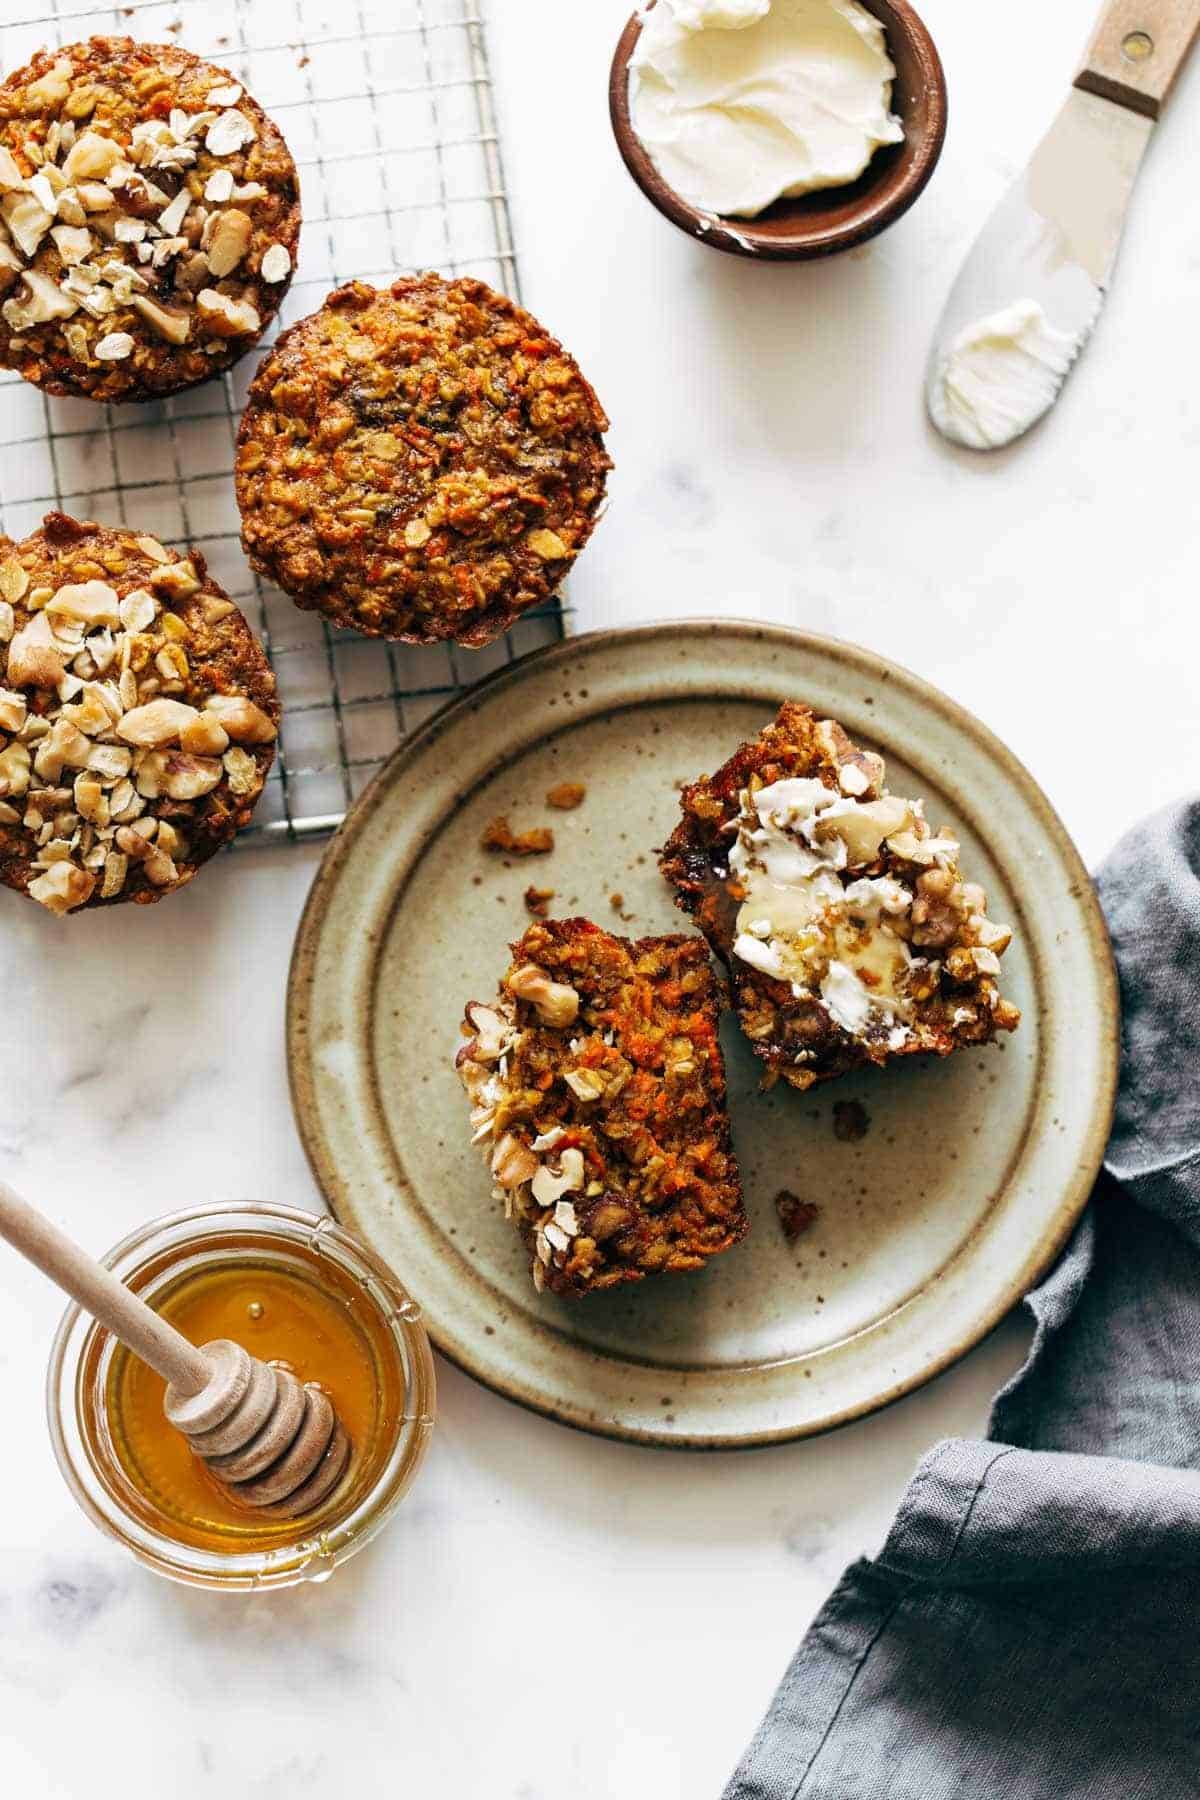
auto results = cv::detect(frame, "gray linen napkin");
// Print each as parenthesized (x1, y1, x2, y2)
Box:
(724, 799, 1200, 1800)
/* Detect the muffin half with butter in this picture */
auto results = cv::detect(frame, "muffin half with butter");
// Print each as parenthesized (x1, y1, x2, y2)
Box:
(660, 703, 1019, 1089)
(0, 512, 279, 914)
(234, 274, 612, 647)
(0, 36, 300, 402)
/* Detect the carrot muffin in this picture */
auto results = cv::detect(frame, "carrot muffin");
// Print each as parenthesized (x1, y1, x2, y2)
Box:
(235, 274, 611, 646)
(660, 703, 1019, 1090)
(455, 919, 745, 1297)
(0, 511, 279, 914)
(0, 36, 300, 402)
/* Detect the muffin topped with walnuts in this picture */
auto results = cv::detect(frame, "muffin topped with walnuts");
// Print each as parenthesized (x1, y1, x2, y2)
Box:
(235, 274, 611, 647)
(0, 35, 300, 402)
(0, 512, 279, 915)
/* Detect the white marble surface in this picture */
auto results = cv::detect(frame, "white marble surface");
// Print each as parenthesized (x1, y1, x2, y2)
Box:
(2, 0, 1197, 1793)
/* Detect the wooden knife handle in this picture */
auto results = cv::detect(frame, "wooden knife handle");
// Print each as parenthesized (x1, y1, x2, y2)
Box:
(1076, 0, 1200, 118)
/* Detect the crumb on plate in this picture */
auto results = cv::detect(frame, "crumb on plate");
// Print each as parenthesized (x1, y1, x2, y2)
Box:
(545, 780, 586, 810)
(523, 883, 554, 916)
(832, 1099, 870, 1141)
(480, 814, 554, 856)
(775, 1190, 820, 1241)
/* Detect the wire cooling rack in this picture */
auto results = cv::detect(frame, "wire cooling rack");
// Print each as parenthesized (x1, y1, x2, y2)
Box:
(0, 0, 563, 840)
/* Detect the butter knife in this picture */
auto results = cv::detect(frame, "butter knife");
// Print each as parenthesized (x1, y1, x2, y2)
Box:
(926, 0, 1200, 451)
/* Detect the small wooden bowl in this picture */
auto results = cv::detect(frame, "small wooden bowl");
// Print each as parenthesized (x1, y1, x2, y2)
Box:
(609, 0, 948, 261)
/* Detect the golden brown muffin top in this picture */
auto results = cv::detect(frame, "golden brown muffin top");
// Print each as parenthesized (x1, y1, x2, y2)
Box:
(236, 274, 611, 647)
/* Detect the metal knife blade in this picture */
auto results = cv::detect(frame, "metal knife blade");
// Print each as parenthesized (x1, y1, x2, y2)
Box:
(925, 87, 1153, 450)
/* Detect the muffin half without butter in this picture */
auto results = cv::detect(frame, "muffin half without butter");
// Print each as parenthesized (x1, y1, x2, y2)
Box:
(0, 512, 279, 915)
(456, 919, 746, 1297)
(660, 703, 1019, 1089)
(0, 36, 300, 402)
(235, 274, 611, 646)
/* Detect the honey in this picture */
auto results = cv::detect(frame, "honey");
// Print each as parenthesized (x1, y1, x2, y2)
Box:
(92, 1232, 408, 1555)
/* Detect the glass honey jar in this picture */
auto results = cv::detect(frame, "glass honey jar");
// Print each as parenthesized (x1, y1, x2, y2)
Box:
(47, 1202, 435, 1590)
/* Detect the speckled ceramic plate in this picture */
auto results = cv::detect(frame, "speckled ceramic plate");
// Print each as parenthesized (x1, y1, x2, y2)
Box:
(287, 623, 1118, 1447)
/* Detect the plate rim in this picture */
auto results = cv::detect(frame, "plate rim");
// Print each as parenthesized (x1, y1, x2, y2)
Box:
(286, 619, 1120, 1448)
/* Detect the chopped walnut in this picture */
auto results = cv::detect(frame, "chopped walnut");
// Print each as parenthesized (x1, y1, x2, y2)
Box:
(531, 1147, 585, 1208)
(526, 528, 568, 560)
(204, 206, 253, 277)
(491, 1132, 539, 1188)
(462, 1000, 513, 1063)
(159, 752, 222, 801)
(116, 821, 176, 886)
(7, 615, 65, 687)
(821, 795, 911, 867)
(118, 696, 201, 747)
(505, 962, 579, 1028)
(910, 868, 962, 949)
(3, 267, 79, 329)
(151, 559, 202, 599)
(221, 745, 257, 795)
(0, 559, 28, 604)
(563, 1067, 606, 1102)
(0, 689, 25, 732)
(204, 692, 277, 743)
(195, 287, 261, 337)
(27, 859, 95, 914)
(129, 292, 190, 344)
(179, 712, 228, 755)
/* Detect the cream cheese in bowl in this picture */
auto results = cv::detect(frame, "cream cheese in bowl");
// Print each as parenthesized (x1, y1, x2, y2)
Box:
(628, 0, 905, 220)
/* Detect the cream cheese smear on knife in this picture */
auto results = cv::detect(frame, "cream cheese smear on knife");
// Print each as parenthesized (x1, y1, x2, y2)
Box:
(927, 300, 1084, 451)
(627, 0, 904, 220)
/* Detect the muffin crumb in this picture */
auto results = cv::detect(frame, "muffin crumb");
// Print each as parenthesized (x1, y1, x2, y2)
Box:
(481, 815, 554, 857)
(832, 1100, 870, 1142)
(775, 1191, 820, 1241)
(523, 883, 555, 917)
(546, 781, 586, 810)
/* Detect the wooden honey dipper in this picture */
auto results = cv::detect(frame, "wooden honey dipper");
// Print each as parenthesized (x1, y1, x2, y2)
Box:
(0, 1181, 351, 1518)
